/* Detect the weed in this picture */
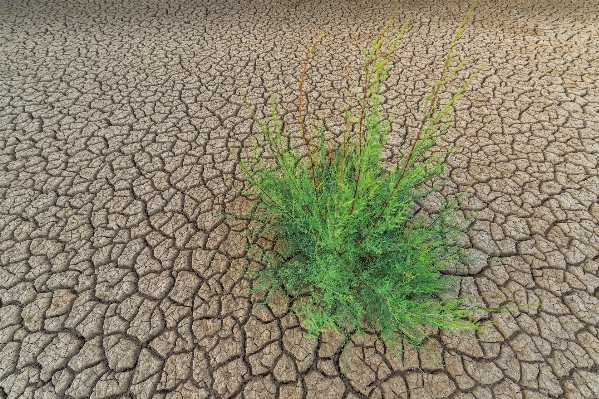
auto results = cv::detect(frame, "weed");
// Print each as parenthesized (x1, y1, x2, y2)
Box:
(236, 2, 487, 349)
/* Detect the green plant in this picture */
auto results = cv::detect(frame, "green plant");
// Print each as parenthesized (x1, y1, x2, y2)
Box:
(237, 3, 486, 349)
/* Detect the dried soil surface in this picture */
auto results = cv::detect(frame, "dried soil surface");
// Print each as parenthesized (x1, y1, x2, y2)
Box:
(1, 0, 599, 398)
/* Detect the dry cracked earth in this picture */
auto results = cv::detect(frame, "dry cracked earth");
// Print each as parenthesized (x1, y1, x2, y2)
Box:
(1, 0, 599, 398)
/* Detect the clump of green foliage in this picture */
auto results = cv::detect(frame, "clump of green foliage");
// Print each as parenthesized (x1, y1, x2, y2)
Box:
(239, 4, 484, 348)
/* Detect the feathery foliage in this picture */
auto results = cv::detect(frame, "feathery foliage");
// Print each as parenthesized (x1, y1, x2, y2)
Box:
(238, 3, 485, 349)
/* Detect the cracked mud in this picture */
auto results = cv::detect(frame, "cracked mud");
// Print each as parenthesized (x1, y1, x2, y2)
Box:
(1, 0, 599, 398)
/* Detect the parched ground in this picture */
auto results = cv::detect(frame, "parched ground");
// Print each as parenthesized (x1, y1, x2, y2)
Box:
(1, 0, 599, 398)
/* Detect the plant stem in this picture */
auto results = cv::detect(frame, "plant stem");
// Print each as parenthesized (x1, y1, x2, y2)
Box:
(298, 34, 324, 217)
